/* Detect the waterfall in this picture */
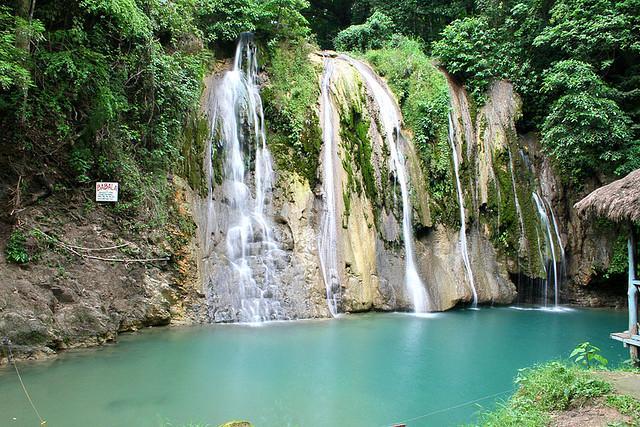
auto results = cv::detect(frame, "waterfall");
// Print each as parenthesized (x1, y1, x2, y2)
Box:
(448, 113, 478, 307)
(535, 228, 548, 304)
(549, 208, 566, 262)
(340, 55, 428, 313)
(549, 202, 566, 294)
(318, 57, 341, 316)
(204, 33, 283, 322)
(532, 192, 559, 307)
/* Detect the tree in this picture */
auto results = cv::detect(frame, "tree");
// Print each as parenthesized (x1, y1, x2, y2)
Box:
(432, 16, 505, 101)
(304, 0, 353, 49)
(257, 0, 311, 42)
(197, 0, 261, 43)
(334, 10, 394, 52)
(540, 60, 632, 182)
(350, 0, 474, 44)
(0, 6, 32, 91)
(533, 0, 634, 70)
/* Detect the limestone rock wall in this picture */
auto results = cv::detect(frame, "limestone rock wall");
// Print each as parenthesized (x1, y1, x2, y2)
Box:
(0, 177, 206, 363)
(196, 52, 621, 321)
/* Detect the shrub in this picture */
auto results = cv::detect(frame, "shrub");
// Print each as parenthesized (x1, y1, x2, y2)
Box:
(570, 342, 609, 369)
(6, 230, 29, 264)
(432, 16, 506, 102)
(334, 11, 394, 52)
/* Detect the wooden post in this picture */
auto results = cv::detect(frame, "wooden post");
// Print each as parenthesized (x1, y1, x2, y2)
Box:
(629, 225, 638, 362)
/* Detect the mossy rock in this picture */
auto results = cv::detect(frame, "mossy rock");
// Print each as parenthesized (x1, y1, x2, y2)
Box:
(218, 421, 253, 427)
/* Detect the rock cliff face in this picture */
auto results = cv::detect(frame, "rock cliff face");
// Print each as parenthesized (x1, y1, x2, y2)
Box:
(194, 53, 522, 319)
(0, 177, 205, 363)
(194, 50, 623, 320)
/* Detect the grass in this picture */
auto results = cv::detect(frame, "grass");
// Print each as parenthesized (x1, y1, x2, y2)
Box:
(475, 361, 640, 427)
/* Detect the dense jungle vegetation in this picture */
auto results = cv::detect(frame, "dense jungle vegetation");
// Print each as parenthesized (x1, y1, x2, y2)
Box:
(1, 0, 638, 224)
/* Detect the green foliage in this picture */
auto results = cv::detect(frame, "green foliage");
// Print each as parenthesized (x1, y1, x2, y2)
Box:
(80, 0, 152, 39)
(514, 361, 611, 409)
(603, 228, 640, 279)
(365, 37, 450, 149)
(606, 394, 640, 421)
(197, 0, 310, 44)
(259, 0, 310, 42)
(479, 361, 613, 427)
(6, 230, 29, 264)
(541, 60, 632, 182)
(303, 0, 353, 49)
(480, 400, 549, 427)
(148, 0, 202, 46)
(334, 11, 394, 52)
(69, 146, 94, 183)
(432, 17, 504, 102)
(570, 342, 609, 369)
(197, 0, 262, 43)
(0, 6, 41, 91)
(350, 0, 474, 45)
(533, 0, 636, 69)
(262, 41, 321, 184)
(0, 0, 210, 224)
(0, 0, 314, 230)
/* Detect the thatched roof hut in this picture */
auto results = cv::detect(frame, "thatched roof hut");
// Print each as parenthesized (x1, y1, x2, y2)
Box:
(574, 169, 640, 223)
(578, 169, 640, 363)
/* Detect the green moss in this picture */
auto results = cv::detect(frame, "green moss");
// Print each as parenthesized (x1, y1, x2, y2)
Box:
(331, 71, 383, 225)
(490, 148, 521, 259)
(511, 145, 548, 279)
(481, 133, 549, 279)
(14, 330, 49, 346)
(427, 133, 458, 226)
(263, 41, 322, 186)
(342, 188, 351, 225)
(605, 232, 631, 278)
(339, 99, 376, 204)
(179, 110, 209, 197)
(590, 222, 639, 279)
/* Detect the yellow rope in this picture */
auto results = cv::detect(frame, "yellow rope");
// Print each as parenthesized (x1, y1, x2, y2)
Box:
(3, 338, 46, 426)
(383, 388, 514, 426)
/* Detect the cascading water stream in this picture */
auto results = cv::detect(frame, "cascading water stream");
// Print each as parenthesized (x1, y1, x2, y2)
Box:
(549, 208, 566, 264)
(340, 55, 428, 312)
(532, 192, 559, 307)
(448, 113, 478, 308)
(205, 33, 283, 322)
(318, 57, 341, 316)
(534, 228, 548, 304)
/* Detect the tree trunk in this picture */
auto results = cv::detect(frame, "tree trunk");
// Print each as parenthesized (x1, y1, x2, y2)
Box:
(15, 0, 36, 126)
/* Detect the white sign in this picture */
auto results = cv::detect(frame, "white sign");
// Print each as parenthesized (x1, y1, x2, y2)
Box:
(96, 182, 119, 202)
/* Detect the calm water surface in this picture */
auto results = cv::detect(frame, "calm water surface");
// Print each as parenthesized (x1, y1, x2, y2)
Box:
(0, 307, 627, 427)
